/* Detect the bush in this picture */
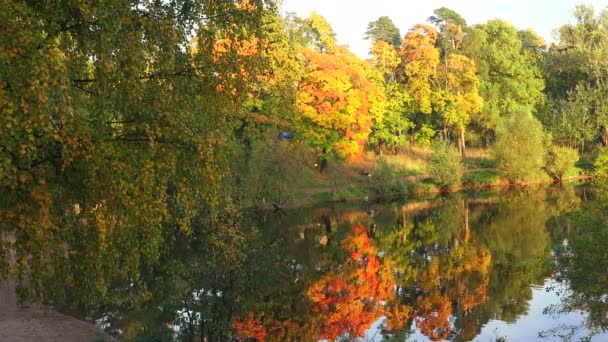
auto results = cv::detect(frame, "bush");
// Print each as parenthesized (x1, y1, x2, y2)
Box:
(545, 146, 579, 181)
(592, 147, 608, 176)
(428, 140, 463, 188)
(371, 158, 398, 195)
(493, 108, 545, 183)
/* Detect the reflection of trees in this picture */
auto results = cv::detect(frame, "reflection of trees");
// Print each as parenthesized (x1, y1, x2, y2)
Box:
(546, 197, 608, 340)
(473, 191, 552, 323)
(307, 225, 395, 340)
(5, 185, 590, 341)
(378, 197, 492, 341)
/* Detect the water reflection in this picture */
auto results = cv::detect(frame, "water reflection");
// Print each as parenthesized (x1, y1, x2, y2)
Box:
(4, 184, 608, 341)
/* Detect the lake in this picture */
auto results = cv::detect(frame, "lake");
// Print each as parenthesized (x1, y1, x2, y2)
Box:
(10, 182, 608, 341)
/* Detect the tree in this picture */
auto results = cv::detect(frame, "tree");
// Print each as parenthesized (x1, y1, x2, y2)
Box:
(365, 16, 401, 48)
(288, 11, 337, 53)
(237, 11, 306, 143)
(0, 0, 275, 311)
(428, 7, 466, 55)
(428, 7, 483, 157)
(545, 146, 579, 181)
(399, 24, 440, 115)
(368, 40, 412, 153)
(463, 20, 545, 142)
(493, 108, 546, 183)
(435, 54, 483, 156)
(543, 5, 608, 148)
(591, 147, 608, 176)
(298, 46, 384, 164)
(428, 140, 464, 188)
(402, 18, 482, 156)
(540, 91, 597, 154)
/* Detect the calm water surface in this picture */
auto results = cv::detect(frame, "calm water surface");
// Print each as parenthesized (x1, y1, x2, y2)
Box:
(62, 183, 608, 341)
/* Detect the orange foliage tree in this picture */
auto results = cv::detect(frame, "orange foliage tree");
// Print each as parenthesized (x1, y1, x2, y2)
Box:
(298, 47, 384, 162)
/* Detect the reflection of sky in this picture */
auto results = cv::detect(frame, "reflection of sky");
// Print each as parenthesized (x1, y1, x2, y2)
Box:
(360, 278, 606, 341)
(469, 279, 598, 342)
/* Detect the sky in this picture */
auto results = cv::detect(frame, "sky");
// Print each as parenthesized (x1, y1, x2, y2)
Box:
(281, 0, 608, 58)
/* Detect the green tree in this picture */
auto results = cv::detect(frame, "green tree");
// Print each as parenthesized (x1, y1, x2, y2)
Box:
(540, 91, 597, 154)
(288, 11, 337, 53)
(543, 5, 608, 148)
(428, 7, 467, 56)
(463, 20, 545, 142)
(0, 0, 275, 308)
(428, 140, 463, 188)
(365, 16, 402, 48)
(368, 39, 412, 153)
(545, 146, 579, 181)
(493, 108, 546, 183)
(591, 146, 608, 176)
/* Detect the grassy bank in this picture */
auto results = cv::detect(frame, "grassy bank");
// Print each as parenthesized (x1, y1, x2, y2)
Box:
(279, 147, 594, 209)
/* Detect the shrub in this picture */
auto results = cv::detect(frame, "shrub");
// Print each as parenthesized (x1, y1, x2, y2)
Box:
(371, 158, 397, 195)
(545, 146, 579, 181)
(428, 140, 463, 189)
(493, 108, 545, 183)
(592, 147, 608, 176)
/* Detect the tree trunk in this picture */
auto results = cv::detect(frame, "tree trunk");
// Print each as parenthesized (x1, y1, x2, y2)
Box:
(459, 127, 466, 158)
(463, 199, 470, 243)
(319, 148, 328, 173)
(401, 207, 407, 242)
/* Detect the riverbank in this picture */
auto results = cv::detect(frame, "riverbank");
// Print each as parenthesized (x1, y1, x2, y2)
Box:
(0, 281, 114, 342)
(273, 148, 594, 209)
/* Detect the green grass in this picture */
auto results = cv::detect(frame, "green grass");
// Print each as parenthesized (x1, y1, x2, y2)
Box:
(564, 165, 584, 178)
(382, 152, 429, 176)
(575, 158, 593, 172)
(310, 187, 369, 202)
(464, 157, 497, 169)
(463, 169, 501, 187)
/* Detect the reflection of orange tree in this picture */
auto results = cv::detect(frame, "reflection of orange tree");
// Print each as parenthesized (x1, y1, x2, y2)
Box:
(233, 312, 268, 341)
(306, 225, 395, 340)
(413, 245, 491, 341)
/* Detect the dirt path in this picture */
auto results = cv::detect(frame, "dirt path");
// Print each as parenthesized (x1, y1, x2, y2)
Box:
(0, 281, 114, 342)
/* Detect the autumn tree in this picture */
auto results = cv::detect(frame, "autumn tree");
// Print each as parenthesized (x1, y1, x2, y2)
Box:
(368, 39, 412, 152)
(0, 0, 275, 312)
(298, 45, 384, 165)
(402, 16, 482, 155)
(435, 53, 483, 155)
(399, 24, 440, 116)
